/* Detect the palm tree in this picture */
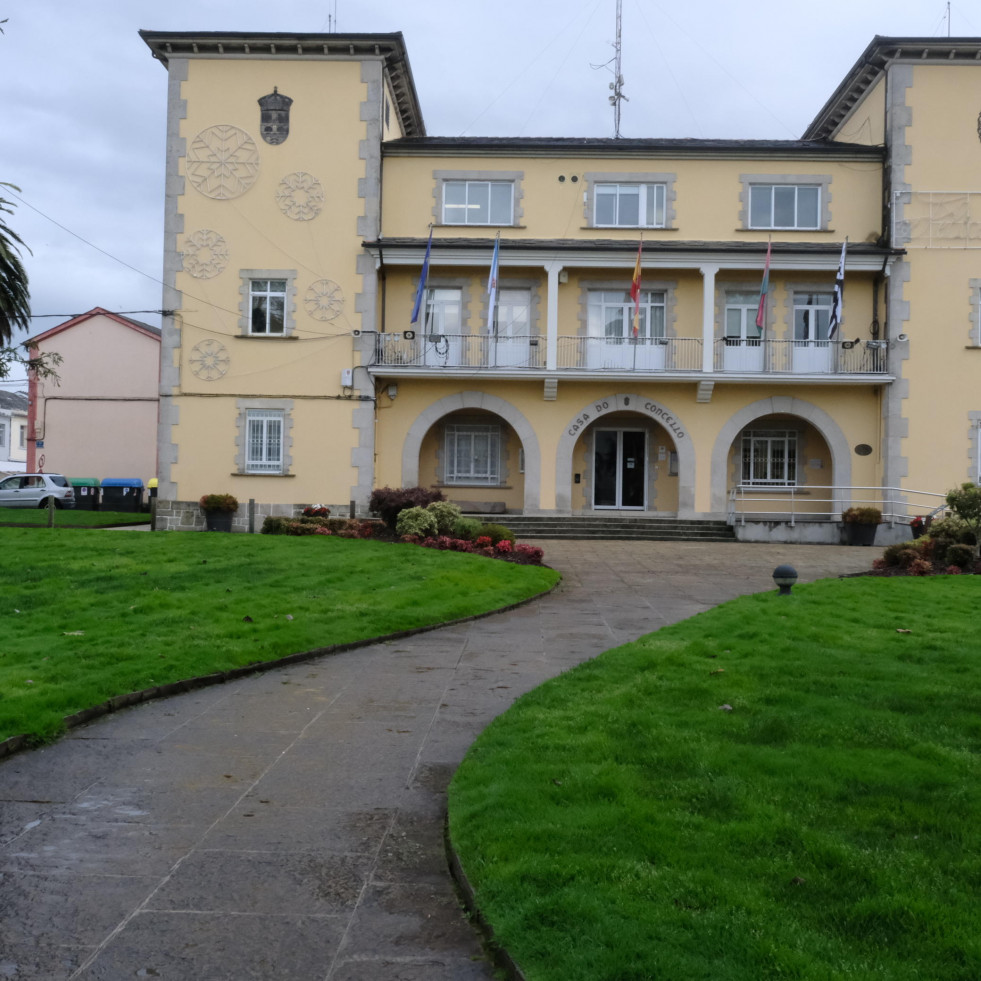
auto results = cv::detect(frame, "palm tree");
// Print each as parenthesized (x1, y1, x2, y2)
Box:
(0, 183, 30, 346)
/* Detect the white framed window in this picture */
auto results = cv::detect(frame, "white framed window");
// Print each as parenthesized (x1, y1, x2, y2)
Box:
(445, 423, 501, 485)
(741, 429, 798, 486)
(246, 409, 284, 473)
(495, 288, 531, 335)
(18, 425, 25, 449)
(725, 291, 763, 341)
(594, 183, 666, 228)
(0, 422, 6, 449)
(442, 180, 513, 225)
(749, 184, 820, 229)
(794, 292, 833, 341)
(588, 290, 666, 341)
(424, 288, 463, 333)
(250, 279, 287, 334)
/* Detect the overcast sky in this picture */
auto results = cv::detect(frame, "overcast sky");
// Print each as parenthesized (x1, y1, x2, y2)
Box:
(2, 0, 975, 387)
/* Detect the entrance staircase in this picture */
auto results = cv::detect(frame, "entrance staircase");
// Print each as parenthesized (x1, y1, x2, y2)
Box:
(471, 514, 736, 542)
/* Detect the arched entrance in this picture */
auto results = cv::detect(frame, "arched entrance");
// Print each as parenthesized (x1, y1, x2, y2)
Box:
(556, 394, 695, 515)
(401, 391, 540, 513)
(711, 396, 851, 517)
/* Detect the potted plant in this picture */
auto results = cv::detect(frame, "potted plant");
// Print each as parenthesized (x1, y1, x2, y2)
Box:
(199, 493, 239, 532)
(842, 506, 882, 546)
(910, 515, 931, 539)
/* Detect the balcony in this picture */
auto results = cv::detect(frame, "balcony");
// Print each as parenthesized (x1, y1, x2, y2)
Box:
(371, 333, 889, 377)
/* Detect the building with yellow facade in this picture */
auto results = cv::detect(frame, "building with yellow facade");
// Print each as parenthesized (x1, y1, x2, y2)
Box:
(140, 31, 981, 542)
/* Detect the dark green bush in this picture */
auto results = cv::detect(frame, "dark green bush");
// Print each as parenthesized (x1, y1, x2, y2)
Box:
(452, 517, 483, 541)
(945, 543, 976, 569)
(477, 522, 515, 546)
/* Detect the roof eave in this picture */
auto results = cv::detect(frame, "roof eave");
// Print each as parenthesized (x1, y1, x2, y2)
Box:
(139, 30, 426, 137)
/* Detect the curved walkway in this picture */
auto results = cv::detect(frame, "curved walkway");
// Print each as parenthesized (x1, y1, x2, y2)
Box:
(0, 541, 876, 980)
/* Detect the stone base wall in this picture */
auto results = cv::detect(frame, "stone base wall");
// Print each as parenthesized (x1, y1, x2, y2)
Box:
(733, 519, 912, 547)
(152, 499, 360, 533)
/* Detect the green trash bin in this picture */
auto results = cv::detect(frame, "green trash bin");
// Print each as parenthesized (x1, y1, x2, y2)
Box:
(69, 478, 101, 511)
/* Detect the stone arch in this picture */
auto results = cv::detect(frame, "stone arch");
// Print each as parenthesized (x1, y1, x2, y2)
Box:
(710, 396, 851, 514)
(555, 393, 695, 515)
(401, 391, 541, 512)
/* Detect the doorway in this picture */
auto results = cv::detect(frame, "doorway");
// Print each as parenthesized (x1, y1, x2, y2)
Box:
(593, 429, 647, 509)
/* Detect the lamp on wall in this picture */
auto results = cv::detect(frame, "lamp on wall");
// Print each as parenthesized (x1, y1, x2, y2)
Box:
(387, 384, 398, 400)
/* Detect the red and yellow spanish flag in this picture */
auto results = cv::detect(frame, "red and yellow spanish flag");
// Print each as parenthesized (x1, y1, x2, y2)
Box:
(630, 236, 643, 337)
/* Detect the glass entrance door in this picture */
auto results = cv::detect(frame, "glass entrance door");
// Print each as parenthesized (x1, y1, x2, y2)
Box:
(593, 429, 647, 509)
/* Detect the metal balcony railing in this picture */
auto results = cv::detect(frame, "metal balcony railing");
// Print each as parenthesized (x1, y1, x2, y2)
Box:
(371, 334, 889, 375)
(714, 338, 888, 374)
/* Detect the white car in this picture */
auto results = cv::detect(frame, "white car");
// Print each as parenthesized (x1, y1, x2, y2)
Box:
(0, 473, 76, 509)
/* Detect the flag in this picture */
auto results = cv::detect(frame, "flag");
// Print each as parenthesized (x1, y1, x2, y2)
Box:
(487, 232, 500, 332)
(829, 239, 847, 339)
(630, 237, 643, 337)
(755, 237, 772, 331)
(410, 226, 433, 325)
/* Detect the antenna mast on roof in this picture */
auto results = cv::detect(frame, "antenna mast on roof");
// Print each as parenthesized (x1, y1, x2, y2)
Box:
(610, 0, 627, 138)
(590, 0, 628, 137)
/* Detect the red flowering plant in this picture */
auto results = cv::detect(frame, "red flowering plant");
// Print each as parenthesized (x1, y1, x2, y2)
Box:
(303, 504, 330, 518)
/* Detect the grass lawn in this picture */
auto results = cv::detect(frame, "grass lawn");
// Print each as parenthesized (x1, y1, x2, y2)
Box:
(0, 507, 150, 528)
(0, 528, 558, 744)
(449, 576, 981, 981)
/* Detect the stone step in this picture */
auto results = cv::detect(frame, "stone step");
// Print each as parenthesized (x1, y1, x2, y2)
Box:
(462, 514, 736, 542)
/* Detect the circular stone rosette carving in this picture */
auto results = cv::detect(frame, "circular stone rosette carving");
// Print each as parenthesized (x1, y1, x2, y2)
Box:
(276, 172, 325, 221)
(182, 229, 229, 280)
(186, 125, 260, 200)
(189, 339, 230, 381)
(304, 279, 344, 321)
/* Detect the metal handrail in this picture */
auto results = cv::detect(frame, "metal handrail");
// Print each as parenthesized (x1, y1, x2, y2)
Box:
(728, 485, 948, 527)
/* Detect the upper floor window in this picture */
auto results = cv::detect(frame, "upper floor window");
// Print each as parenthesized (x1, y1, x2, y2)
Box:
(594, 183, 666, 228)
(725, 291, 763, 342)
(588, 289, 666, 341)
(424, 288, 463, 333)
(750, 184, 820, 230)
(794, 292, 833, 342)
(442, 181, 513, 225)
(495, 289, 531, 335)
(250, 279, 287, 334)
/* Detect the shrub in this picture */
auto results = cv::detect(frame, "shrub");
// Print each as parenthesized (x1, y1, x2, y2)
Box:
(199, 493, 239, 513)
(945, 543, 975, 569)
(369, 486, 445, 530)
(881, 543, 921, 569)
(945, 482, 981, 546)
(261, 516, 291, 535)
(908, 557, 933, 576)
(477, 522, 515, 546)
(334, 519, 379, 539)
(302, 504, 330, 517)
(452, 517, 483, 541)
(426, 501, 463, 535)
(396, 506, 438, 538)
(841, 506, 882, 524)
(924, 516, 976, 564)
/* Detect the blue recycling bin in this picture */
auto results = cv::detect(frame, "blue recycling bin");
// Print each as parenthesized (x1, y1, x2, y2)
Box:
(100, 478, 144, 513)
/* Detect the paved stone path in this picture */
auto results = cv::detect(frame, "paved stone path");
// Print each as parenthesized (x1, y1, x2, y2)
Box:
(0, 541, 876, 979)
